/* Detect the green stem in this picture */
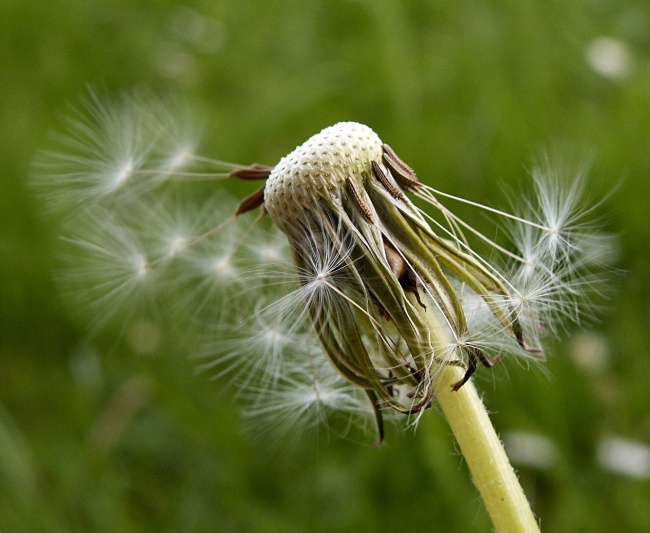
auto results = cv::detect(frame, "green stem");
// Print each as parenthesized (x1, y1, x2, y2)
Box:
(434, 366, 540, 532)
(412, 295, 540, 532)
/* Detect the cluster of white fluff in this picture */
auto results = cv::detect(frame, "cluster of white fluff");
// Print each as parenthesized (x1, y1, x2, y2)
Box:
(413, 156, 613, 371)
(35, 91, 612, 443)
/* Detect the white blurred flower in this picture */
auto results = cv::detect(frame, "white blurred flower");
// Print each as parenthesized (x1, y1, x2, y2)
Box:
(597, 436, 650, 479)
(502, 431, 559, 470)
(586, 37, 633, 80)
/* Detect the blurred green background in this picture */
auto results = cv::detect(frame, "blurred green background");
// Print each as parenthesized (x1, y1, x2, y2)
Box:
(2, 1, 649, 531)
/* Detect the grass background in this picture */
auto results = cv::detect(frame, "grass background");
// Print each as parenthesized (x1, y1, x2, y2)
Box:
(1, 1, 649, 531)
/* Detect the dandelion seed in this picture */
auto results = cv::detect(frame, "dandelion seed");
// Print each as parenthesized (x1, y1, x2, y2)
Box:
(242, 356, 370, 442)
(58, 208, 157, 331)
(197, 297, 307, 388)
(32, 89, 232, 214)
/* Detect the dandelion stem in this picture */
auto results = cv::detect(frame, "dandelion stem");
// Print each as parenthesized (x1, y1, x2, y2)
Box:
(410, 293, 540, 533)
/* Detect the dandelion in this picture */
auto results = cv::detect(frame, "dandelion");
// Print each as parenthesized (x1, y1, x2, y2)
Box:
(35, 91, 613, 533)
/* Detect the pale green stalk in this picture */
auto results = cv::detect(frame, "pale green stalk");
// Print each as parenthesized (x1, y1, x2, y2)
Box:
(410, 293, 540, 533)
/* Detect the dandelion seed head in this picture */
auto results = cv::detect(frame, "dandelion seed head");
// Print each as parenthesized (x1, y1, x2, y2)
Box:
(36, 89, 616, 445)
(264, 122, 383, 223)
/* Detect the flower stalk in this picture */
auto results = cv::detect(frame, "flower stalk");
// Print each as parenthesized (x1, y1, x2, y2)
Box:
(410, 291, 540, 532)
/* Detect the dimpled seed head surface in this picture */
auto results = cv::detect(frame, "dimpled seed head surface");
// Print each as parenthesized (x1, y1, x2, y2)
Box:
(264, 122, 383, 224)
